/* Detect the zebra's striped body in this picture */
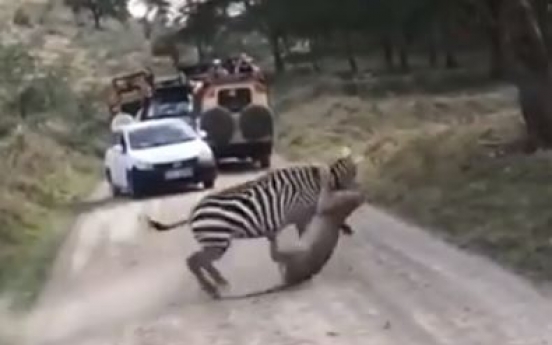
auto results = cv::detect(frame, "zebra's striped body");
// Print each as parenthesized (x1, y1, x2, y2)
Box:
(191, 155, 357, 250)
(147, 151, 361, 298)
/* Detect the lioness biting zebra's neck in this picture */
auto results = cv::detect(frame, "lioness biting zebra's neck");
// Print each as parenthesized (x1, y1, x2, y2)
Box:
(146, 147, 364, 299)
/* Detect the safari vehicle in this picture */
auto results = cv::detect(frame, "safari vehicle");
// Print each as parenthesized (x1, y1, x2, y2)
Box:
(107, 69, 154, 117)
(193, 73, 274, 168)
(136, 73, 198, 129)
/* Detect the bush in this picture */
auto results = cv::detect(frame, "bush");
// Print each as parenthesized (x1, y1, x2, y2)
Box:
(0, 41, 103, 307)
(13, 7, 32, 28)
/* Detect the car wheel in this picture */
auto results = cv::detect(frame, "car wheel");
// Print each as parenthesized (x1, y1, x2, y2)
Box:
(203, 179, 215, 189)
(105, 169, 121, 197)
(258, 154, 271, 169)
(126, 170, 144, 199)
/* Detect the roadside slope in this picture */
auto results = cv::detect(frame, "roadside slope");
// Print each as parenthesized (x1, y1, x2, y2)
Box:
(0, 0, 151, 308)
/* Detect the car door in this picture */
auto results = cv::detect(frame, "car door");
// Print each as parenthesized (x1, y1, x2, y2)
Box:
(110, 132, 127, 188)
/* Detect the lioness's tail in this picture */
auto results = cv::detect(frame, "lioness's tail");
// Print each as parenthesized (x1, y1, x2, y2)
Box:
(146, 216, 189, 231)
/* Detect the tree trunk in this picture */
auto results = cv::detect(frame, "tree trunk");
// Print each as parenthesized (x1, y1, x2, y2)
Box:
(428, 40, 438, 68)
(269, 32, 285, 73)
(310, 36, 322, 73)
(143, 21, 152, 40)
(381, 36, 394, 71)
(343, 32, 358, 74)
(196, 39, 205, 61)
(169, 48, 180, 67)
(488, 0, 505, 78)
(533, 0, 550, 52)
(501, 0, 552, 149)
(444, 49, 459, 69)
(428, 21, 439, 68)
(397, 32, 410, 73)
(90, 6, 101, 29)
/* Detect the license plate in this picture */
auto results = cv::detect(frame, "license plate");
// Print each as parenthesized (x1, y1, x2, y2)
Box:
(165, 168, 193, 180)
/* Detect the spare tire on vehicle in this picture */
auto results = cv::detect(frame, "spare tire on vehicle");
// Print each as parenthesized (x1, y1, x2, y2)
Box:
(200, 106, 234, 146)
(239, 104, 273, 141)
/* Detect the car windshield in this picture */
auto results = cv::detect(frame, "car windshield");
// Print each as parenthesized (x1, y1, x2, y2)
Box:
(155, 86, 191, 104)
(147, 100, 192, 118)
(128, 123, 196, 150)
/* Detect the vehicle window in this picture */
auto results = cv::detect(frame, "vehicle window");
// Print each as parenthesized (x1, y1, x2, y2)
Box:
(121, 100, 142, 116)
(217, 88, 251, 112)
(154, 86, 191, 104)
(128, 124, 196, 150)
(145, 100, 193, 120)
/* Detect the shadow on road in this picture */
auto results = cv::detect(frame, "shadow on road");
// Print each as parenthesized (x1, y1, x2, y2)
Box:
(216, 159, 261, 176)
(66, 159, 265, 214)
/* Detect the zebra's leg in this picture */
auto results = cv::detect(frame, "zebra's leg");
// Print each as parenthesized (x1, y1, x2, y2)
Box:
(187, 245, 228, 299)
(203, 256, 229, 288)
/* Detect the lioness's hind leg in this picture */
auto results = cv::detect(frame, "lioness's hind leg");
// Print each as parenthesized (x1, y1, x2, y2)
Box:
(268, 236, 287, 264)
(340, 222, 354, 235)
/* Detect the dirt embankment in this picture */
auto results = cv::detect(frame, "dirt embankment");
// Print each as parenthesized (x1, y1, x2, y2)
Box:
(0, 0, 151, 308)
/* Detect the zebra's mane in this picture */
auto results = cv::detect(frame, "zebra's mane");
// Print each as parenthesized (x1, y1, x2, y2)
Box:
(215, 164, 321, 197)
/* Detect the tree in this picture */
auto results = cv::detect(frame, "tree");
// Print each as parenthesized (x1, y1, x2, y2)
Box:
(140, 0, 171, 39)
(63, 0, 128, 29)
(500, 0, 552, 149)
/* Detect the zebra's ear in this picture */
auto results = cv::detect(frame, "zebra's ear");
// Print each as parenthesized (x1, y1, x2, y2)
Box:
(353, 155, 365, 165)
(339, 146, 352, 158)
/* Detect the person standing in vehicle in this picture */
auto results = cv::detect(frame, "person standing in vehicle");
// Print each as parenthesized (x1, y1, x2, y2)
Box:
(235, 53, 259, 74)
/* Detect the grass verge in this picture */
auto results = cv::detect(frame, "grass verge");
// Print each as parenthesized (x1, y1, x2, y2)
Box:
(0, 130, 100, 309)
(0, 2, 147, 310)
(276, 71, 552, 282)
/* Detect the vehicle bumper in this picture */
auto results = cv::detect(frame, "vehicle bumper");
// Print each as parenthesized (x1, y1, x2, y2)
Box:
(130, 162, 217, 190)
(209, 140, 273, 159)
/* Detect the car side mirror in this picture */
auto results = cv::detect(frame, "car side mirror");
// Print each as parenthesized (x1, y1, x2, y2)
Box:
(198, 129, 208, 139)
(113, 144, 123, 153)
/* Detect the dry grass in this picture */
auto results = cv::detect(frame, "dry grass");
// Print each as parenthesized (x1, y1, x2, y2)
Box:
(276, 72, 552, 282)
(0, 0, 148, 309)
(0, 130, 98, 306)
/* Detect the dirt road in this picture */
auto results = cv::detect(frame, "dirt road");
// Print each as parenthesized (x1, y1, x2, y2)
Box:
(21, 158, 552, 345)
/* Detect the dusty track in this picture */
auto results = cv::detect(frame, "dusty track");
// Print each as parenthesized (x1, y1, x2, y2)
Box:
(21, 157, 552, 345)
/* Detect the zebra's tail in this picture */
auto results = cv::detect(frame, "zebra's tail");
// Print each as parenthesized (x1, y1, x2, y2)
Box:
(146, 216, 189, 231)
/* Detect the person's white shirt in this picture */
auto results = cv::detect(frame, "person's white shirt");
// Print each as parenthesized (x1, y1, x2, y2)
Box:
(110, 112, 135, 132)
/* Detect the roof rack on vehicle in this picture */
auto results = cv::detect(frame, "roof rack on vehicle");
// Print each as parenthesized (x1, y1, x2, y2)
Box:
(107, 69, 154, 116)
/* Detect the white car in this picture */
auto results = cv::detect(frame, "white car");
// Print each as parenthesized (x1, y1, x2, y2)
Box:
(104, 118, 217, 198)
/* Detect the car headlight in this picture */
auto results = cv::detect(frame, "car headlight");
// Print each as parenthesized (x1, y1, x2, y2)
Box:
(134, 160, 154, 170)
(198, 144, 215, 165)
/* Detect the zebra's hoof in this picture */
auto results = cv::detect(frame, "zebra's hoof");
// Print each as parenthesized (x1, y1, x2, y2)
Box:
(204, 287, 221, 299)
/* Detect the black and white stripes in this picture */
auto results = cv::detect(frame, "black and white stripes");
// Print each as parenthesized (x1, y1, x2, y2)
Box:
(188, 157, 358, 253)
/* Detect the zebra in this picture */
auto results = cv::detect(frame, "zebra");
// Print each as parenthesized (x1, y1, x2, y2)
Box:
(146, 148, 363, 298)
